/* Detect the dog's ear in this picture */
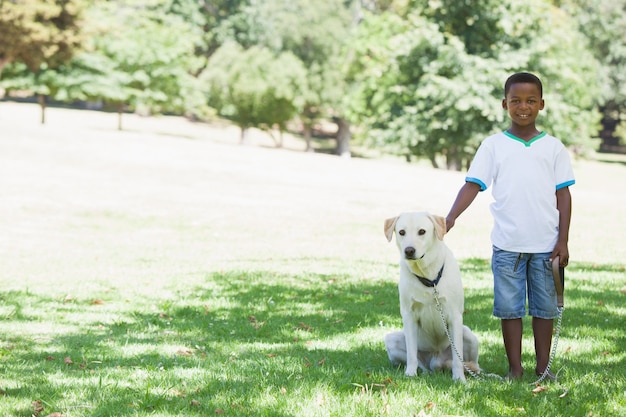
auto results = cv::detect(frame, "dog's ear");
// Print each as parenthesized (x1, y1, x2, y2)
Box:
(384, 216, 399, 242)
(429, 215, 447, 241)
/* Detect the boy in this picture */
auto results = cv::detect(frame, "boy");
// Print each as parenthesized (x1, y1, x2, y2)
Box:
(445, 72, 574, 380)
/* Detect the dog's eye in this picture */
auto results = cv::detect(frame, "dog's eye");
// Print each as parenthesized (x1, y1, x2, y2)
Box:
(418, 229, 426, 236)
(398, 230, 405, 236)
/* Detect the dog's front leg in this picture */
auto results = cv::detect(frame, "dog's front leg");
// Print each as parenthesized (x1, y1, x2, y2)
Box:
(449, 315, 466, 382)
(402, 314, 420, 376)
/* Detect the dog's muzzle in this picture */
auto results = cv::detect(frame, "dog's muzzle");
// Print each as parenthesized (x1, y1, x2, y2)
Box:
(404, 247, 424, 260)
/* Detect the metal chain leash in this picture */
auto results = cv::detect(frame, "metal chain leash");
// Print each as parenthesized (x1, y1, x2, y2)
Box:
(531, 306, 564, 385)
(432, 285, 503, 381)
(432, 284, 564, 384)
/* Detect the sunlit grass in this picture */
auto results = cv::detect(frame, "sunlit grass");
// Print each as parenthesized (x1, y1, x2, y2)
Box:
(1, 262, 624, 416)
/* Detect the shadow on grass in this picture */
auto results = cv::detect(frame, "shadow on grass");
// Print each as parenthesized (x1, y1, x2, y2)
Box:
(0, 261, 624, 416)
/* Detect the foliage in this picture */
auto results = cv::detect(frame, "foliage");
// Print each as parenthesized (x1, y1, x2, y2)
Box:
(345, 11, 506, 168)
(84, 1, 204, 116)
(345, 0, 602, 168)
(0, 0, 623, 160)
(0, 0, 204, 126)
(0, 0, 86, 74)
(555, 0, 626, 144)
(200, 42, 307, 144)
(213, 0, 354, 151)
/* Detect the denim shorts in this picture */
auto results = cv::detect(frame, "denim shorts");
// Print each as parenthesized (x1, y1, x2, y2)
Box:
(492, 246, 558, 319)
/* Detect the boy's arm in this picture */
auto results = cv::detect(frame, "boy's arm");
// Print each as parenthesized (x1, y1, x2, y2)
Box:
(552, 186, 572, 267)
(445, 182, 481, 232)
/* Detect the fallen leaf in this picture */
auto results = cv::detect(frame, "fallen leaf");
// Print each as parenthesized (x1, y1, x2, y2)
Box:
(425, 402, 435, 409)
(43, 413, 64, 417)
(215, 409, 224, 414)
(532, 385, 548, 393)
(176, 349, 194, 356)
(280, 387, 287, 394)
(92, 299, 104, 305)
(171, 389, 186, 397)
(190, 400, 201, 407)
(45, 355, 55, 361)
(64, 357, 73, 365)
(620, 286, 626, 294)
(32, 400, 44, 415)
(298, 322, 312, 331)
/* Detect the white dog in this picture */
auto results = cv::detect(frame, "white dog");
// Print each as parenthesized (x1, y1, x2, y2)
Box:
(383, 212, 480, 382)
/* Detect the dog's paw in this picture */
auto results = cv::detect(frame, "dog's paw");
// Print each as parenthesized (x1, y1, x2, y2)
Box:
(405, 367, 418, 377)
(452, 372, 467, 383)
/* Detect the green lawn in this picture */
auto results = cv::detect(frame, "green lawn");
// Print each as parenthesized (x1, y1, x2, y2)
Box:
(1, 102, 625, 417)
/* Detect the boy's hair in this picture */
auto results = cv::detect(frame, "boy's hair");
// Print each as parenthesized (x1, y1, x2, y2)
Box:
(504, 72, 543, 98)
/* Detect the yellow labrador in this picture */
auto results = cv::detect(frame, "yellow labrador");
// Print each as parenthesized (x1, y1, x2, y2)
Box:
(384, 212, 480, 382)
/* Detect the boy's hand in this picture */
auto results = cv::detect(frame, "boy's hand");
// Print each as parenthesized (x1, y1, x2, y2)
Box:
(445, 216, 455, 232)
(551, 242, 569, 267)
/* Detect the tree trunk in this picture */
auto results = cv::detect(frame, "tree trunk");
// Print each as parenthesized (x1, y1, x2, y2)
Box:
(38, 94, 46, 124)
(445, 146, 463, 171)
(117, 103, 124, 131)
(334, 117, 351, 158)
(303, 123, 314, 152)
(240, 127, 249, 144)
(266, 125, 283, 147)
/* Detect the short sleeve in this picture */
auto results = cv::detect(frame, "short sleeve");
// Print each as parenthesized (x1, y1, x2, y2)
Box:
(465, 141, 493, 192)
(555, 147, 575, 190)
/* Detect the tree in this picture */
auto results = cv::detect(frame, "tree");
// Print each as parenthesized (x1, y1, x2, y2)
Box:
(215, 0, 355, 155)
(553, 0, 626, 149)
(200, 42, 307, 145)
(87, 1, 203, 120)
(0, 0, 86, 77)
(345, 0, 601, 169)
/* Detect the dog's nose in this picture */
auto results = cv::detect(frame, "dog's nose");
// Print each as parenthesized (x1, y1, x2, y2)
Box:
(404, 247, 416, 258)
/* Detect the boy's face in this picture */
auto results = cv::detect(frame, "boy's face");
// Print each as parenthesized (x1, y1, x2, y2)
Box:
(502, 82, 544, 128)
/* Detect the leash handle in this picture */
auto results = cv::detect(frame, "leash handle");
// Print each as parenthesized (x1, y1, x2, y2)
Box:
(552, 256, 565, 308)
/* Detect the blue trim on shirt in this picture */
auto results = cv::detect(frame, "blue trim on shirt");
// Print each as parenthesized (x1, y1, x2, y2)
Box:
(466, 177, 487, 191)
(556, 179, 575, 190)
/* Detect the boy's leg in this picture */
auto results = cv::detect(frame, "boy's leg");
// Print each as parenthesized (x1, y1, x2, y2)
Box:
(533, 317, 553, 375)
(527, 253, 558, 377)
(501, 318, 524, 378)
(492, 247, 527, 379)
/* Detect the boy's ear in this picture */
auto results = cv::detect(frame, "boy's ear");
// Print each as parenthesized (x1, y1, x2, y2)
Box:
(502, 98, 508, 110)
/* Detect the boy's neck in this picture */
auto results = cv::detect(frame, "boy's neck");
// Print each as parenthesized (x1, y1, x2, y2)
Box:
(507, 125, 541, 142)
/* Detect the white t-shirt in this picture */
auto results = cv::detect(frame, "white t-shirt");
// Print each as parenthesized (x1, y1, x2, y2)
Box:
(466, 131, 575, 253)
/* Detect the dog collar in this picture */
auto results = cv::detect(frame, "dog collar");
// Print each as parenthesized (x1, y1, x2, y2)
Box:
(413, 264, 444, 287)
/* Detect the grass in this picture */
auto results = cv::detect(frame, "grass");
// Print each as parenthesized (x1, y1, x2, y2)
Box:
(1, 263, 624, 416)
(1, 102, 625, 416)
